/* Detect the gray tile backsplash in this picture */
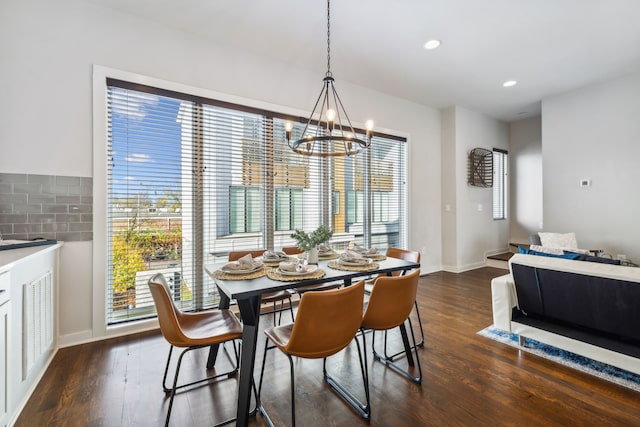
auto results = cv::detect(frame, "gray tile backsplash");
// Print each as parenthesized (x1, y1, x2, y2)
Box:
(0, 173, 93, 242)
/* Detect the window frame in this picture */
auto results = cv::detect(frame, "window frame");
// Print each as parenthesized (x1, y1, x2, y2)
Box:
(93, 66, 408, 333)
(492, 148, 508, 220)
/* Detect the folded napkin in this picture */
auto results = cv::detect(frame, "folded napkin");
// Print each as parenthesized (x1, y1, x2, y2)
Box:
(279, 261, 307, 273)
(223, 254, 261, 271)
(353, 245, 379, 256)
(317, 244, 333, 255)
(340, 250, 370, 264)
(263, 250, 288, 260)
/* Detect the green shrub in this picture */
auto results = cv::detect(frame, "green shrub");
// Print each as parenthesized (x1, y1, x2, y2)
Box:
(112, 235, 145, 293)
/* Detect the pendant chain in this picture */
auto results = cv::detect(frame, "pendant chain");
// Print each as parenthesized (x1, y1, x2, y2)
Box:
(326, 0, 331, 77)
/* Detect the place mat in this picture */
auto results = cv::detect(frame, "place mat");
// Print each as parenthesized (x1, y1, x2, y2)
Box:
(266, 268, 326, 282)
(212, 267, 266, 280)
(319, 252, 340, 260)
(327, 260, 380, 272)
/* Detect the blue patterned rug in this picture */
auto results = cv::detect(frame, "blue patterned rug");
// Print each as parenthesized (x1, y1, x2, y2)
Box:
(478, 326, 640, 392)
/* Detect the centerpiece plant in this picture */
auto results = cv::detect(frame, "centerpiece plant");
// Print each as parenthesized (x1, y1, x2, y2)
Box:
(291, 225, 333, 263)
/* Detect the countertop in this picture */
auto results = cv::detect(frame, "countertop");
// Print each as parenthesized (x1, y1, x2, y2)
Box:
(0, 242, 64, 272)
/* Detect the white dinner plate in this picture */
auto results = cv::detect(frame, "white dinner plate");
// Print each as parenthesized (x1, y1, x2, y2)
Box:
(276, 265, 318, 276)
(221, 264, 264, 275)
(259, 255, 289, 262)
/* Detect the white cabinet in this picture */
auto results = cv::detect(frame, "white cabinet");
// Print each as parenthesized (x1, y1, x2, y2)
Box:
(0, 244, 60, 427)
(0, 271, 10, 427)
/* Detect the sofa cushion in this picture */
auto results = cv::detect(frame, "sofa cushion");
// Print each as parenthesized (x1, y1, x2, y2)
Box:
(509, 253, 640, 283)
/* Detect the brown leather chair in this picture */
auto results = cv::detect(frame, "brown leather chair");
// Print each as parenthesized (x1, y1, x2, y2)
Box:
(365, 248, 424, 357)
(362, 268, 422, 383)
(281, 246, 303, 256)
(147, 273, 243, 427)
(257, 281, 369, 426)
(281, 246, 343, 294)
(228, 249, 294, 324)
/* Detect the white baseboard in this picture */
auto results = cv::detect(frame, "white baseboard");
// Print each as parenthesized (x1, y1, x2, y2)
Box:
(486, 258, 509, 269)
(57, 329, 94, 348)
(58, 318, 160, 348)
(442, 261, 486, 273)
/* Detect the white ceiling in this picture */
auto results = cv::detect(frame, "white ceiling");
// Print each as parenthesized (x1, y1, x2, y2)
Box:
(88, 0, 640, 122)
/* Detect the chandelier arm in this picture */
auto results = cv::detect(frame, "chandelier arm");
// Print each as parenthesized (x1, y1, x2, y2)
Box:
(329, 83, 347, 137)
(292, 79, 330, 148)
(330, 82, 361, 139)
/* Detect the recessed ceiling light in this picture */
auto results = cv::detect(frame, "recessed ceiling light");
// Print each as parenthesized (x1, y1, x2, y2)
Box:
(423, 39, 441, 50)
(503, 80, 517, 87)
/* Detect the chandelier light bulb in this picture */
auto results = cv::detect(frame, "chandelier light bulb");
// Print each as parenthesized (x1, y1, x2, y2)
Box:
(365, 120, 374, 130)
(326, 108, 336, 122)
(285, 121, 293, 141)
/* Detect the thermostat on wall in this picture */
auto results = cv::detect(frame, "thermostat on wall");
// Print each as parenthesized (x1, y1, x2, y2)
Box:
(580, 179, 591, 187)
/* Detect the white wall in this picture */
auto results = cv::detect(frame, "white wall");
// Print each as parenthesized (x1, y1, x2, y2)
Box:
(441, 107, 510, 271)
(441, 108, 457, 267)
(542, 72, 640, 260)
(509, 116, 543, 243)
(0, 0, 441, 345)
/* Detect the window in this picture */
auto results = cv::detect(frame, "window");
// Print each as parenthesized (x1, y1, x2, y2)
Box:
(493, 149, 508, 220)
(105, 78, 407, 325)
(275, 188, 303, 231)
(229, 187, 261, 233)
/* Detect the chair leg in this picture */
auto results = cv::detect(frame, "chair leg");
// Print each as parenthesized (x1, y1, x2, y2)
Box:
(162, 345, 175, 393)
(165, 346, 188, 426)
(163, 342, 252, 427)
(323, 334, 371, 420)
(372, 319, 422, 384)
(383, 301, 425, 361)
(257, 338, 291, 427)
(163, 342, 241, 402)
(287, 354, 296, 427)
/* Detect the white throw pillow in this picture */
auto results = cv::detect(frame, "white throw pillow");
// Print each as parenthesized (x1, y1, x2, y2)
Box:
(538, 232, 578, 249)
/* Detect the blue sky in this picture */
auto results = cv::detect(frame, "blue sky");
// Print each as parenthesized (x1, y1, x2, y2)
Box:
(110, 89, 183, 203)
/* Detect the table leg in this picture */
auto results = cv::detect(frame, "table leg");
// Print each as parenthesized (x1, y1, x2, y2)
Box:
(206, 287, 232, 369)
(236, 295, 261, 427)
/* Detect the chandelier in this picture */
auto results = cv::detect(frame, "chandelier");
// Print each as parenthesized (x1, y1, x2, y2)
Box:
(286, 0, 374, 157)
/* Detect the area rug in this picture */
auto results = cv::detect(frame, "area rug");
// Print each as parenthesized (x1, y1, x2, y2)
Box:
(478, 326, 640, 392)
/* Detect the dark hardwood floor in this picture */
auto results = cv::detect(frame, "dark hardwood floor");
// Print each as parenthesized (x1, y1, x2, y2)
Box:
(15, 267, 640, 426)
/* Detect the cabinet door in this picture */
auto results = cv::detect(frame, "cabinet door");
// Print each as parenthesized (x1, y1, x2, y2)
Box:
(0, 301, 8, 427)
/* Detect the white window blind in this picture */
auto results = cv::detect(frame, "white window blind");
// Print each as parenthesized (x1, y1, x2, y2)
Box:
(493, 149, 508, 220)
(106, 78, 407, 324)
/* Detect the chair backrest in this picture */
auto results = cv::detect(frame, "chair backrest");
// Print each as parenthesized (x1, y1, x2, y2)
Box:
(228, 249, 267, 261)
(148, 273, 189, 347)
(281, 246, 303, 255)
(384, 247, 421, 277)
(362, 269, 421, 330)
(284, 280, 365, 359)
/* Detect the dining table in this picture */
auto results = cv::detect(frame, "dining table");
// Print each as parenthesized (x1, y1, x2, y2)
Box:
(204, 254, 421, 427)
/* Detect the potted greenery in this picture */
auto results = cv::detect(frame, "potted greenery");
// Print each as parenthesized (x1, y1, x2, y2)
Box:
(290, 224, 333, 264)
